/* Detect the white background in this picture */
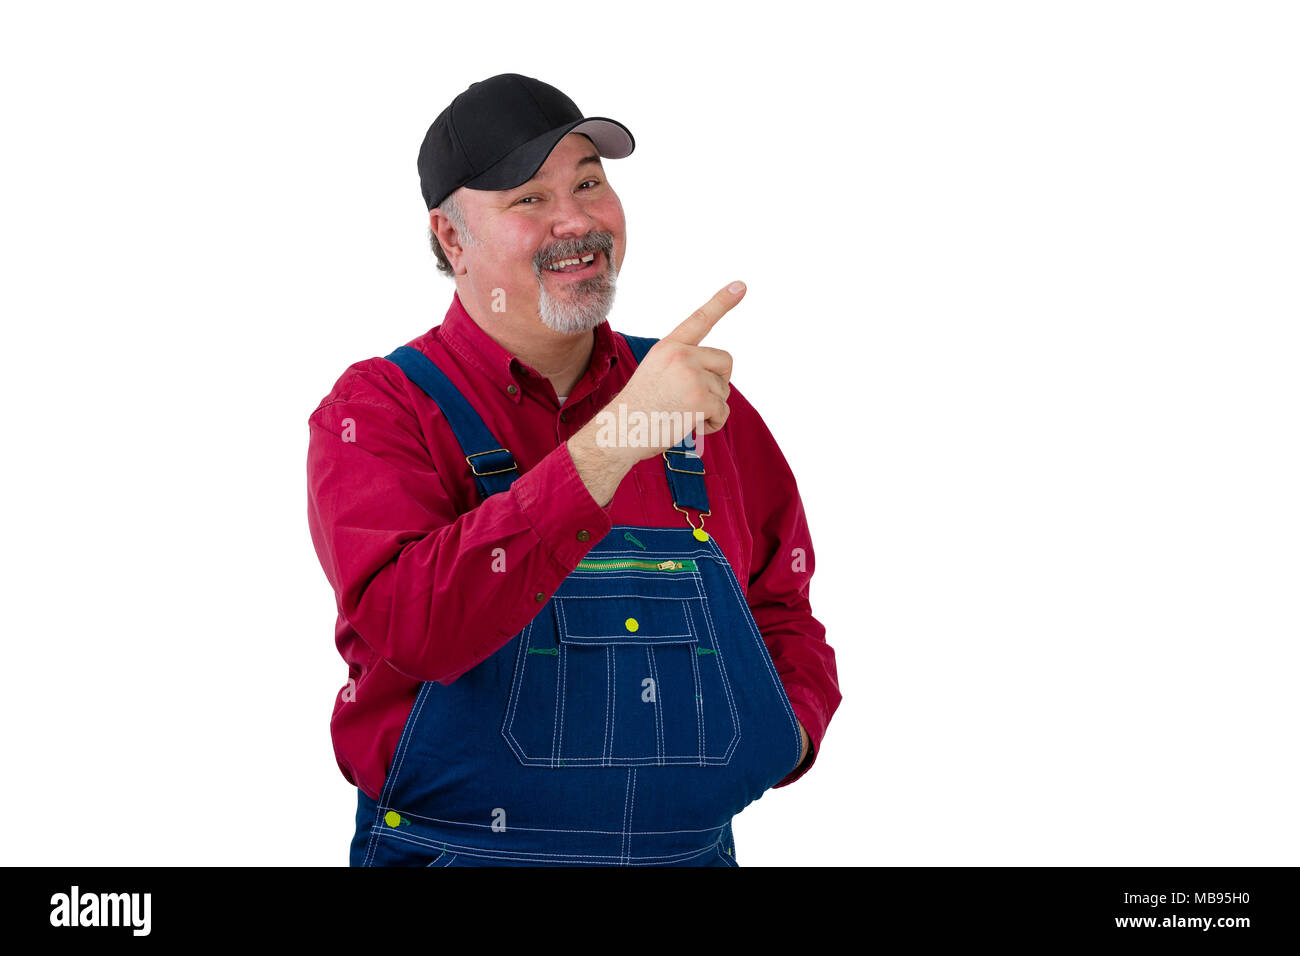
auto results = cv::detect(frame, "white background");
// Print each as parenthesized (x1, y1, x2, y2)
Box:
(1, 1, 1296, 866)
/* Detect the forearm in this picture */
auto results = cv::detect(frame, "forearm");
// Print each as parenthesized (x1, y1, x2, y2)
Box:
(564, 415, 639, 507)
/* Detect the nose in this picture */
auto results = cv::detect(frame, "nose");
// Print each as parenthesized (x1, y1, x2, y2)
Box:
(547, 191, 597, 240)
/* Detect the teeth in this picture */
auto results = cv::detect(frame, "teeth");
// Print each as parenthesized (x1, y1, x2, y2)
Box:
(546, 251, 597, 270)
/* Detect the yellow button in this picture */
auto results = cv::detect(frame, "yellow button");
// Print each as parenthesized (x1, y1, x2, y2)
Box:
(625, 618, 639, 632)
(693, 529, 709, 541)
(384, 811, 402, 828)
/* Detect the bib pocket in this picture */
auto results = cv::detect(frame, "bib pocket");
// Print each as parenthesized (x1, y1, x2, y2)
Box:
(502, 560, 740, 767)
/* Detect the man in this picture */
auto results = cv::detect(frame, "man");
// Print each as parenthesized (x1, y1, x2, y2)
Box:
(307, 73, 840, 866)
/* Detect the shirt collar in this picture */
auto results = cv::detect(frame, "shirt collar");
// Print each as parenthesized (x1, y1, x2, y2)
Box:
(439, 290, 621, 406)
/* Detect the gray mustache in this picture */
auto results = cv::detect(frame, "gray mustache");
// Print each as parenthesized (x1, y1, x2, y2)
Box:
(535, 232, 614, 268)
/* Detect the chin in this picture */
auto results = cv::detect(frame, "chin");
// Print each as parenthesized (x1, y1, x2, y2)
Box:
(536, 269, 618, 335)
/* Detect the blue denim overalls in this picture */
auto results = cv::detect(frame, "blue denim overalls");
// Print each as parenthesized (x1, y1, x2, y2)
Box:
(349, 334, 804, 866)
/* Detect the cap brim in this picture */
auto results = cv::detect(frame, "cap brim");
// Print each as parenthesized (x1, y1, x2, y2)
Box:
(462, 117, 635, 193)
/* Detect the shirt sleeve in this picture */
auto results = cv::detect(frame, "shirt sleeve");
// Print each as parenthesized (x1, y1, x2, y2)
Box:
(306, 364, 613, 684)
(725, 384, 841, 787)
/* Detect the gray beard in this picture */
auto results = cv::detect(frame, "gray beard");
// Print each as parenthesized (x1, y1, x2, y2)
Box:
(536, 257, 619, 335)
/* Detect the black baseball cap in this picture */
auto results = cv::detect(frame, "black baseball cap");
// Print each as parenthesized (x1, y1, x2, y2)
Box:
(417, 73, 635, 211)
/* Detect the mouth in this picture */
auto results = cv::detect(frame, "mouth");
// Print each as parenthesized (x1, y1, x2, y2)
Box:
(541, 248, 603, 280)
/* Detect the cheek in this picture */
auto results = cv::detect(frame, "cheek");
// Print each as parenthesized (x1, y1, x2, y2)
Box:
(600, 198, 626, 264)
(606, 197, 626, 235)
(486, 230, 544, 283)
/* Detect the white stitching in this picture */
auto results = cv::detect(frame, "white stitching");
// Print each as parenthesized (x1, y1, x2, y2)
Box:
(368, 814, 731, 836)
(692, 568, 743, 763)
(556, 617, 567, 767)
(366, 680, 432, 866)
(707, 533, 803, 772)
(496, 526, 791, 772)
(626, 768, 637, 865)
(646, 646, 663, 763)
(624, 770, 634, 868)
(375, 827, 717, 866)
(689, 606, 704, 763)
(609, 641, 616, 766)
(501, 619, 550, 766)
(603, 645, 612, 764)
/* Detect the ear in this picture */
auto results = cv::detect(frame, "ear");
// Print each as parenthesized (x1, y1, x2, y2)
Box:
(429, 208, 469, 275)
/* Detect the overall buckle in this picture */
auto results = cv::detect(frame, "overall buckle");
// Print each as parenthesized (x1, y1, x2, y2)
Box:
(662, 448, 705, 475)
(465, 449, 519, 477)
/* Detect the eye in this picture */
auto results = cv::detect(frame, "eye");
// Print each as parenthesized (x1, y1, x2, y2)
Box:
(578, 179, 601, 190)
(514, 195, 540, 206)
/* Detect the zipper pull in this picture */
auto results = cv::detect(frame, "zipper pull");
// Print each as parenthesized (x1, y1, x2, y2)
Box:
(657, 560, 681, 571)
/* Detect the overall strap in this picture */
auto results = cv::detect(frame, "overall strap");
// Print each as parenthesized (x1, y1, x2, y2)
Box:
(618, 333, 711, 516)
(385, 345, 519, 499)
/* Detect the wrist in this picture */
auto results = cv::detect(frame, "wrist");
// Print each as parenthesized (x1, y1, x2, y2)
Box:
(566, 424, 637, 508)
(570, 418, 641, 472)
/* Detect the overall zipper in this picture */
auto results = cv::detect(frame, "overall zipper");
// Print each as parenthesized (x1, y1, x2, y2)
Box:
(574, 558, 698, 572)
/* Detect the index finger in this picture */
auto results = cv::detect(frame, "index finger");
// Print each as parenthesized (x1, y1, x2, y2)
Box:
(663, 280, 747, 347)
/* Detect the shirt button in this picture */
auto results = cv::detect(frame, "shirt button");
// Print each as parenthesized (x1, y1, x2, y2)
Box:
(534, 591, 545, 602)
(560, 411, 567, 422)
(507, 384, 519, 396)
(576, 529, 590, 542)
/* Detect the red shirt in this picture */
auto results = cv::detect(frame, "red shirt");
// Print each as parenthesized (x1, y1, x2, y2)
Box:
(307, 292, 840, 801)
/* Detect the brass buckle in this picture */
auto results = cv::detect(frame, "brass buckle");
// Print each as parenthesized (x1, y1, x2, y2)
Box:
(673, 503, 711, 531)
(465, 449, 518, 477)
(662, 448, 705, 475)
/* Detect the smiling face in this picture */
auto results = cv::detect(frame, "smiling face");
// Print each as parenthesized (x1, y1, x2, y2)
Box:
(435, 132, 627, 335)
